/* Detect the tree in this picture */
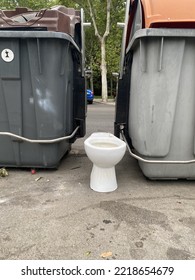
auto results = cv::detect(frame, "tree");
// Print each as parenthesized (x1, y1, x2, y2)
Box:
(87, 0, 111, 102)
(59, 0, 113, 102)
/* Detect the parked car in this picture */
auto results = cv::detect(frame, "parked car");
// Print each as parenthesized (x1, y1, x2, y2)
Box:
(86, 89, 94, 104)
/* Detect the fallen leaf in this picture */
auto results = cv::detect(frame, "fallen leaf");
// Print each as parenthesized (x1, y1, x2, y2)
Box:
(35, 177, 42, 182)
(71, 166, 81, 170)
(0, 168, 9, 177)
(85, 251, 91, 256)
(100, 251, 112, 258)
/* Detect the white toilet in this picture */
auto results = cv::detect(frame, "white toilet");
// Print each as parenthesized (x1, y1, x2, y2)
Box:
(84, 132, 126, 192)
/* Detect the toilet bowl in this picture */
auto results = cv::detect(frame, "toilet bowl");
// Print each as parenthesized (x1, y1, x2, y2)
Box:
(84, 132, 126, 192)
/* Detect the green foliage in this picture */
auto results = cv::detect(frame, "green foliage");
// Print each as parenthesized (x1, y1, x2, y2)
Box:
(72, 0, 125, 95)
(0, 0, 58, 10)
(59, 0, 125, 71)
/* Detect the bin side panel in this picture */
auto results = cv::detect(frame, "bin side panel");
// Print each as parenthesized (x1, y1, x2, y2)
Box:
(0, 36, 76, 167)
(128, 36, 195, 179)
(129, 37, 186, 157)
(139, 161, 195, 180)
(22, 38, 73, 167)
(0, 39, 23, 165)
(24, 38, 73, 139)
(2, 80, 22, 135)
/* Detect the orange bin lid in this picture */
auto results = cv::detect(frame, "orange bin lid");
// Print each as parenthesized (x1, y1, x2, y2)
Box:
(141, 0, 195, 28)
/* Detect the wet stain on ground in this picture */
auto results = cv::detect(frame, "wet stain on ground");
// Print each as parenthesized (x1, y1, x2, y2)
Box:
(170, 234, 182, 244)
(99, 201, 172, 231)
(166, 247, 192, 260)
(130, 248, 147, 260)
(178, 217, 195, 231)
(89, 232, 95, 239)
(2, 235, 12, 242)
(103, 220, 112, 224)
(7, 195, 39, 208)
(135, 241, 144, 248)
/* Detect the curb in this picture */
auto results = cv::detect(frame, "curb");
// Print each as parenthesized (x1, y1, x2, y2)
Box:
(94, 99, 115, 105)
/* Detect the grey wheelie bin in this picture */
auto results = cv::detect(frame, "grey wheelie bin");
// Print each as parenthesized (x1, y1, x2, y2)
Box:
(115, 0, 195, 179)
(0, 6, 86, 168)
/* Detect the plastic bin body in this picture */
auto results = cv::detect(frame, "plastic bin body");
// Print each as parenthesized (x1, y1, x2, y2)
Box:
(0, 31, 84, 167)
(128, 29, 195, 179)
(115, 0, 195, 179)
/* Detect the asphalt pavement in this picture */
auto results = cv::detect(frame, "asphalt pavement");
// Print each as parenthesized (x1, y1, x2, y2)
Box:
(0, 101, 195, 260)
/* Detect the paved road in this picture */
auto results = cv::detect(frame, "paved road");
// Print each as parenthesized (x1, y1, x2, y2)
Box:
(73, 101, 115, 151)
(0, 102, 195, 260)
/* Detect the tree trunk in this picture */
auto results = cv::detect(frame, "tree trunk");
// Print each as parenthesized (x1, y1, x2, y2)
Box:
(101, 38, 108, 102)
(87, 0, 111, 102)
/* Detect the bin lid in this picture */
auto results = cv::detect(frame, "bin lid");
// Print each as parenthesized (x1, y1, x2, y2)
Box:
(141, 0, 195, 28)
(0, 5, 81, 36)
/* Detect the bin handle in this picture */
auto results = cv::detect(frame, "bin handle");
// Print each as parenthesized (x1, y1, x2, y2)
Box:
(0, 126, 79, 144)
(120, 128, 195, 164)
(118, 0, 130, 79)
(0, 9, 47, 27)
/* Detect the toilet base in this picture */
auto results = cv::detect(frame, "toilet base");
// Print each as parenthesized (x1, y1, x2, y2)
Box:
(90, 165, 117, 192)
